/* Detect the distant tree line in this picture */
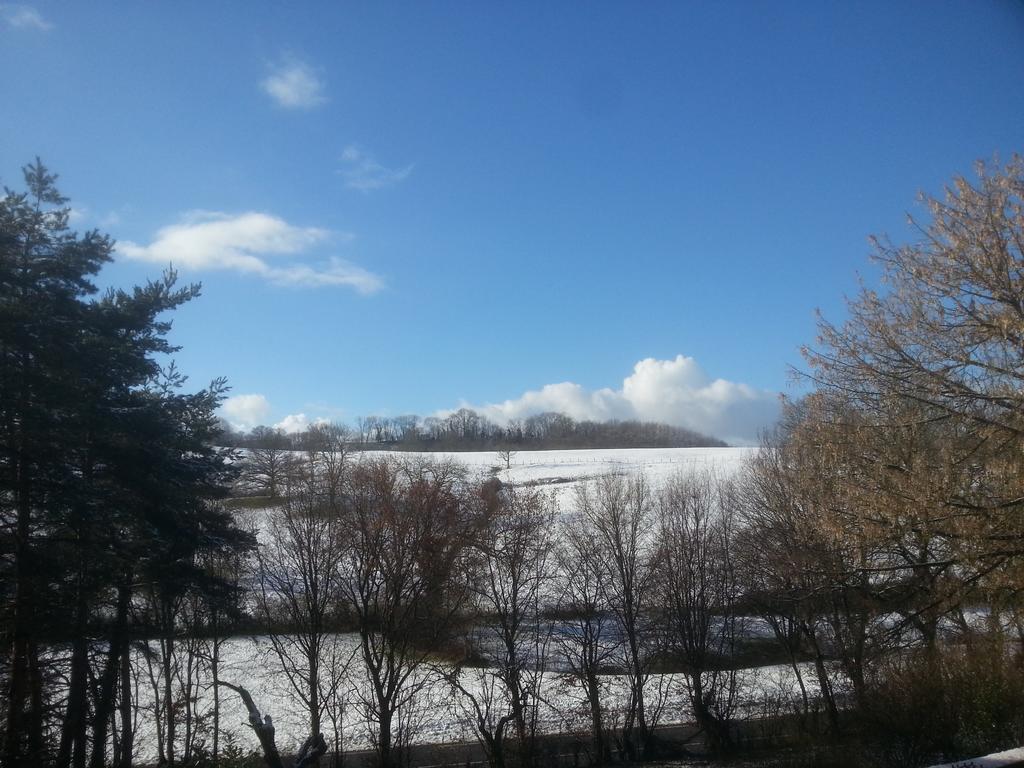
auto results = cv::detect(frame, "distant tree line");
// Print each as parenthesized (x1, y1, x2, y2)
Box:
(223, 410, 727, 453)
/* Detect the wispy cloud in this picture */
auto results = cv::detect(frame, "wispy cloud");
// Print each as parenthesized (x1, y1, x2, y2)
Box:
(340, 145, 414, 191)
(1, 4, 52, 31)
(443, 355, 780, 445)
(265, 256, 382, 291)
(261, 56, 326, 109)
(64, 204, 127, 229)
(117, 211, 383, 293)
(99, 209, 123, 228)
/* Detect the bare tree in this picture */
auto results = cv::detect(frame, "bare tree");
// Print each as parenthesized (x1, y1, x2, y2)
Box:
(138, 585, 231, 766)
(255, 474, 349, 760)
(244, 427, 300, 498)
(446, 483, 556, 768)
(301, 423, 351, 509)
(320, 641, 359, 768)
(736, 408, 887, 726)
(574, 474, 660, 761)
(735, 429, 834, 733)
(655, 470, 741, 753)
(393, 415, 419, 443)
(553, 513, 619, 765)
(496, 449, 517, 471)
(201, 546, 248, 765)
(339, 457, 482, 768)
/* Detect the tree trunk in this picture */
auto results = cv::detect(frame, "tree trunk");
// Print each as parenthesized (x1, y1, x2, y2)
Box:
(212, 624, 221, 764)
(89, 581, 131, 768)
(309, 658, 321, 742)
(162, 631, 176, 766)
(804, 627, 840, 735)
(28, 639, 46, 762)
(3, 486, 37, 767)
(585, 671, 607, 765)
(217, 682, 326, 768)
(117, 644, 134, 768)
(378, 707, 394, 768)
(56, 624, 89, 768)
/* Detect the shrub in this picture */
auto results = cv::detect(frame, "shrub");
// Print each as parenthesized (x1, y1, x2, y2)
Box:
(861, 633, 1024, 768)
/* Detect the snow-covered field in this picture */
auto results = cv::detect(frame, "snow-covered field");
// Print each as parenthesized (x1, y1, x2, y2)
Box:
(137, 447, 771, 761)
(238, 446, 755, 532)
(236, 446, 755, 535)
(130, 632, 823, 761)
(360, 446, 755, 509)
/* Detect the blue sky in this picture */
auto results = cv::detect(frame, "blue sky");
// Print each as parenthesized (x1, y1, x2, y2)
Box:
(3, 2, 1022, 443)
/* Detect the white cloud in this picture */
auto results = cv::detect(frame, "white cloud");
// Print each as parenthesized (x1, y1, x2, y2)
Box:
(67, 207, 87, 224)
(340, 145, 414, 191)
(221, 396, 332, 434)
(117, 211, 382, 293)
(1, 4, 52, 30)
(275, 413, 329, 434)
(221, 394, 271, 430)
(448, 355, 780, 445)
(262, 56, 326, 109)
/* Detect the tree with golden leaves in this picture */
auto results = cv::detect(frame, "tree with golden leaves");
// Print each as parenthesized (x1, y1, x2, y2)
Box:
(804, 156, 1024, 626)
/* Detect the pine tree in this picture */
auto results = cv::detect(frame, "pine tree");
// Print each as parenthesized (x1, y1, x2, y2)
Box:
(1, 160, 253, 767)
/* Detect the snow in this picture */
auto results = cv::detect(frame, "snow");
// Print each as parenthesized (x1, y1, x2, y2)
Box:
(925, 747, 1024, 767)
(237, 446, 754, 521)
(376, 446, 753, 480)
(128, 633, 827, 763)
(362, 446, 755, 508)
(208, 448, 1022, 768)
(130, 448, 774, 762)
